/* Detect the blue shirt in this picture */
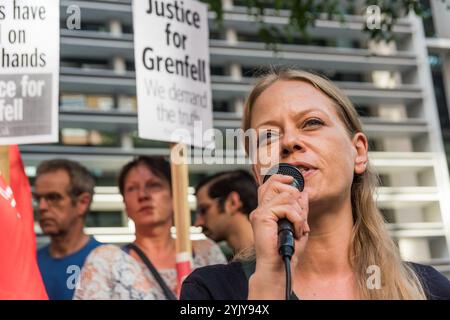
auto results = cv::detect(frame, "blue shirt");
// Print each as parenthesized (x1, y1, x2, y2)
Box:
(37, 237, 102, 300)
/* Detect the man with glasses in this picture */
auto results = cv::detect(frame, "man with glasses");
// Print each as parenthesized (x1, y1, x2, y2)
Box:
(35, 159, 102, 300)
(195, 170, 257, 261)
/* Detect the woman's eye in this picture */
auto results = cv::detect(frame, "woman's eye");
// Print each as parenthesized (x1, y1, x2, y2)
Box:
(147, 183, 162, 191)
(126, 186, 137, 193)
(303, 118, 324, 128)
(258, 129, 278, 147)
(126, 185, 139, 192)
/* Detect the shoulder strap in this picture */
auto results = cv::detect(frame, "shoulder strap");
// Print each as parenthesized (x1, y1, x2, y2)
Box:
(127, 243, 177, 300)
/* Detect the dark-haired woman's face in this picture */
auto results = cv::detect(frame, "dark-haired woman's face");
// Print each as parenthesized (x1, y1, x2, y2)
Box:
(250, 80, 368, 211)
(123, 164, 173, 229)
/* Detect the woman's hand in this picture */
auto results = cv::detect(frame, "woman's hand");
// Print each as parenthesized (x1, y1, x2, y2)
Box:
(248, 174, 309, 299)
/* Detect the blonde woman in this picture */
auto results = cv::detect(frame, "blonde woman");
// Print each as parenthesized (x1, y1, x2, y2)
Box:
(180, 68, 450, 300)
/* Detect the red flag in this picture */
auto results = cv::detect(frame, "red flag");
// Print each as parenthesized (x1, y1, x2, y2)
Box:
(0, 145, 48, 300)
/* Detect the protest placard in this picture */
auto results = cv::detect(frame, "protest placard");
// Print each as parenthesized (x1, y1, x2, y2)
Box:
(0, 0, 59, 145)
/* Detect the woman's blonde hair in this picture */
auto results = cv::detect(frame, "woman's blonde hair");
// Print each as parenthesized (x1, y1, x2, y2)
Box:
(239, 68, 426, 300)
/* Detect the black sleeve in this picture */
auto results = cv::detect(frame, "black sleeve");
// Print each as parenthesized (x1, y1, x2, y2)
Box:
(180, 273, 214, 300)
(180, 262, 248, 300)
(410, 263, 450, 300)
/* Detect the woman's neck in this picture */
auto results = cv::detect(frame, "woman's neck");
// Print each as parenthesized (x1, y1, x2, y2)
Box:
(296, 198, 354, 277)
(134, 223, 175, 258)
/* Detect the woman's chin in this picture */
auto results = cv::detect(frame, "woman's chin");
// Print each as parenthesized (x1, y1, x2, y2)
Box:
(136, 217, 173, 229)
(302, 186, 315, 199)
(134, 217, 157, 228)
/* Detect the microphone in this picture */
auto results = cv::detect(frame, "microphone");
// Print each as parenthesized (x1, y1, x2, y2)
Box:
(263, 163, 305, 259)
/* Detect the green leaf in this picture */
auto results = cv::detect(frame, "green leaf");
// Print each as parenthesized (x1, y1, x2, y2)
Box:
(204, 0, 449, 48)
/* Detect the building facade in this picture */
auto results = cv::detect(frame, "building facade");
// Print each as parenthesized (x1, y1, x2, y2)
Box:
(25, 0, 450, 276)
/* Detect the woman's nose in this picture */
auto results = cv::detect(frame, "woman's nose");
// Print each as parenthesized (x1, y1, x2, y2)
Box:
(138, 187, 151, 200)
(281, 130, 303, 157)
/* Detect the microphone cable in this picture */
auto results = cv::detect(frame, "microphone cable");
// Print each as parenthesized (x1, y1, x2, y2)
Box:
(283, 255, 292, 300)
(278, 219, 295, 300)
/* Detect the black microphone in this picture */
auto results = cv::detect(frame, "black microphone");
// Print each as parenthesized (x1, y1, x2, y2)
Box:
(263, 163, 305, 259)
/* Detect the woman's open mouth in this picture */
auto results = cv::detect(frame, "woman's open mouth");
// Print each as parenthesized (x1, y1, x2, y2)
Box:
(293, 162, 318, 179)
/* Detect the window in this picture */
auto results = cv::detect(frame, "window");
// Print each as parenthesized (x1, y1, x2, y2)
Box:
(118, 95, 137, 112)
(132, 132, 170, 148)
(86, 211, 124, 228)
(61, 129, 120, 147)
(60, 93, 114, 111)
(213, 100, 230, 112)
(420, 0, 436, 38)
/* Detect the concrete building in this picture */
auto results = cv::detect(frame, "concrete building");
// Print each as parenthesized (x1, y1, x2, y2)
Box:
(25, 0, 450, 276)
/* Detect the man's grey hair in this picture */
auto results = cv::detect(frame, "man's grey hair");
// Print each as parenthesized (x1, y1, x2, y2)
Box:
(36, 159, 95, 208)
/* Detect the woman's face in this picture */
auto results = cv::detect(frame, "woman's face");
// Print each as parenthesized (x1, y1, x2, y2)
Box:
(123, 164, 173, 228)
(250, 80, 368, 210)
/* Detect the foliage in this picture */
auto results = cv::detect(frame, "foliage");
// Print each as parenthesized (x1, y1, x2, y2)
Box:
(201, 0, 447, 46)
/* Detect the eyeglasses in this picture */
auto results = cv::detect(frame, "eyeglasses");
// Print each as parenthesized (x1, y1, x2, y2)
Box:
(32, 192, 65, 206)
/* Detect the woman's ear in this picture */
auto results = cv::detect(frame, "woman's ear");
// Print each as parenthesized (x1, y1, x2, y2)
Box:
(353, 132, 369, 175)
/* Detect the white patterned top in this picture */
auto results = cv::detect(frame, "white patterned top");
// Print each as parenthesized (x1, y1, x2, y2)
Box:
(73, 239, 227, 300)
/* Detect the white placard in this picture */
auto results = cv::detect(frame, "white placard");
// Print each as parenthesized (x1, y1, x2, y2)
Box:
(133, 0, 213, 148)
(0, 0, 59, 145)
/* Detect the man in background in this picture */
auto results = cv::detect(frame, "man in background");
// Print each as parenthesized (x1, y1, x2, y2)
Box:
(35, 159, 102, 300)
(195, 170, 257, 260)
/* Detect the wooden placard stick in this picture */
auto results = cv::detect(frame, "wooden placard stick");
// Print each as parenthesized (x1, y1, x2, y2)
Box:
(0, 145, 10, 185)
(170, 142, 193, 297)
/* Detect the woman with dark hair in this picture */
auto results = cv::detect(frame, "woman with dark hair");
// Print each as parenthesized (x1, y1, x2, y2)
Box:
(74, 156, 226, 300)
(180, 69, 450, 300)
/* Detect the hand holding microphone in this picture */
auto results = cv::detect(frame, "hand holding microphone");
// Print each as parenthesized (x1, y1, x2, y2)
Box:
(263, 163, 306, 260)
(248, 163, 310, 300)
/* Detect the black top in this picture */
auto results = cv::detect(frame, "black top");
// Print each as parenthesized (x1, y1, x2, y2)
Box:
(180, 261, 450, 300)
